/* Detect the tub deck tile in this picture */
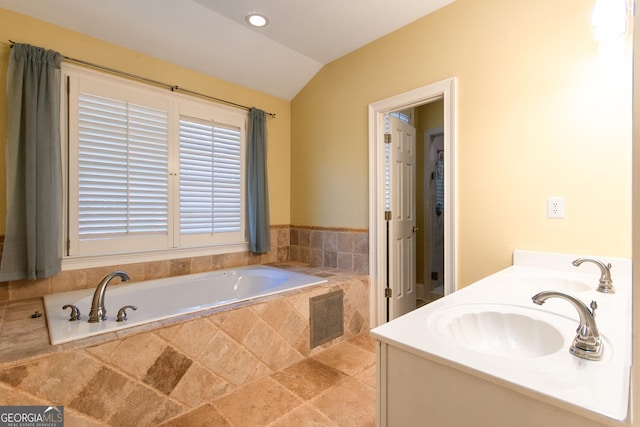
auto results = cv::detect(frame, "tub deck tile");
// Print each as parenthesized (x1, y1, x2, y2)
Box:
(0, 265, 373, 426)
(158, 317, 217, 359)
(108, 382, 184, 427)
(242, 318, 277, 358)
(217, 307, 259, 343)
(88, 332, 167, 379)
(70, 366, 136, 420)
(143, 346, 193, 395)
(170, 362, 230, 408)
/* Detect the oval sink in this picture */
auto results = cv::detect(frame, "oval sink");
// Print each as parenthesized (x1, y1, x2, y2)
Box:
(428, 304, 566, 358)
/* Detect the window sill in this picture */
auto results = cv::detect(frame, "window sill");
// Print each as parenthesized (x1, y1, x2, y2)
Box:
(62, 242, 250, 271)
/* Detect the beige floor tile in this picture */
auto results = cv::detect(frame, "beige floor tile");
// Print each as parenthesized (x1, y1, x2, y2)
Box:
(213, 377, 303, 426)
(108, 383, 183, 427)
(271, 358, 347, 400)
(354, 365, 376, 390)
(348, 333, 377, 353)
(311, 340, 375, 376)
(268, 403, 339, 427)
(8, 351, 102, 405)
(160, 404, 231, 427)
(311, 377, 376, 427)
(64, 409, 110, 427)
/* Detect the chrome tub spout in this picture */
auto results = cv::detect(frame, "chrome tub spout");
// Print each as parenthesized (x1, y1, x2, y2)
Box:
(88, 271, 130, 323)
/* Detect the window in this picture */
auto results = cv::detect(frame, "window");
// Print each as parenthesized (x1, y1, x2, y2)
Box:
(64, 65, 247, 262)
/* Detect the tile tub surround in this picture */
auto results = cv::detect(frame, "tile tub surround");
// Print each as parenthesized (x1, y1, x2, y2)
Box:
(0, 225, 370, 303)
(0, 226, 291, 303)
(289, 226, 369, 274)
(0, 265, 370, 426)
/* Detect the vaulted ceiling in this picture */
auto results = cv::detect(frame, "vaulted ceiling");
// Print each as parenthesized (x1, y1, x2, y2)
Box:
(0, 0, 454, 99)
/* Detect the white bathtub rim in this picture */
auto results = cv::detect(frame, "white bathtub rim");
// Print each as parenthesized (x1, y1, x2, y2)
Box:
(44, 265, 327, 345)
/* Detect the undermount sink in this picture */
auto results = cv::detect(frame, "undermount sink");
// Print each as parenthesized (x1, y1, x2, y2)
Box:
(428, 304, 567, 358)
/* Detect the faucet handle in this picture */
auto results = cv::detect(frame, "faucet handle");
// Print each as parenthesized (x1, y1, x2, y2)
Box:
(62, 304, 81, 321)
(116, 305, 137, 322)
(590, 300, 598, 316)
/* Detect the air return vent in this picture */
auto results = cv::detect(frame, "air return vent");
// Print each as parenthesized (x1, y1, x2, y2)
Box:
(309, 290, 344, 348)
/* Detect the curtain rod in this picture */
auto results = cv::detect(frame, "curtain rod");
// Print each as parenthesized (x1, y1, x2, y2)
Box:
(7, 40, 276, 118)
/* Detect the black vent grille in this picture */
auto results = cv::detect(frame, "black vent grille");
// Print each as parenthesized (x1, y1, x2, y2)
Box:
(309, 290, 344, 348)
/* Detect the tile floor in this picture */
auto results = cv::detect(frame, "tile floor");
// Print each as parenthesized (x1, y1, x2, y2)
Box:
(160, 333, 377, 427)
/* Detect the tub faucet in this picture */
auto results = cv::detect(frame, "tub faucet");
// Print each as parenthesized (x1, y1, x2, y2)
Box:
(532, 291, 603, 361)
(88, 271, 130, 323)
(572, 257, 614, 294)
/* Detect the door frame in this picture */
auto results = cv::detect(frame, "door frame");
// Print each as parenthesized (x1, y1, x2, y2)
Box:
(368, 77, 457, 327)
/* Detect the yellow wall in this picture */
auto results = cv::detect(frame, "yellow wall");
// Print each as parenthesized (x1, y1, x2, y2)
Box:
(0, 1, 633, 288)
(291, 0, 632, 286)
(0, 8, 292, 229)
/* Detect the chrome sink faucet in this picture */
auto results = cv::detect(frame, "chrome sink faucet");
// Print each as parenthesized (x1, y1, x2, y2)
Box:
(532, 291, 603, 361)
(572, 257, 614, 293)
(88, 271, 130, 323)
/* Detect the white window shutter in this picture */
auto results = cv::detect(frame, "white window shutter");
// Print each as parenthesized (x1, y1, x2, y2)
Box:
(179, 118, 241, 235)
(213, 125, 242, 232)
(77, 93, 169, 238)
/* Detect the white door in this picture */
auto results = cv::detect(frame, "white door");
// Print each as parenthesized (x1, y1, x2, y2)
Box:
(388, 115, 416, 319)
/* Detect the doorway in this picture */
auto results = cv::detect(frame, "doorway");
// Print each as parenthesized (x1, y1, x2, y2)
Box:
(368, 78, 456, 327)
(421, 126, 445, 306)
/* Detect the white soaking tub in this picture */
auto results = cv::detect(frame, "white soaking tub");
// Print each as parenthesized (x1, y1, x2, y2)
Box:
(44, 265, 326, 344)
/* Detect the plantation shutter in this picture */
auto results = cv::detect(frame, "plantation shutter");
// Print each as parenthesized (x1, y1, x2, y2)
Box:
(179, 118, 242, 235)
(77, 93, 169, 238)
(66, 65, 247, 258)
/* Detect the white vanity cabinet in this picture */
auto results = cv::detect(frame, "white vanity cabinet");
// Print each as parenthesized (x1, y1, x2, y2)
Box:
(371, 250, 632, 427)
(375, 340, 616, 427)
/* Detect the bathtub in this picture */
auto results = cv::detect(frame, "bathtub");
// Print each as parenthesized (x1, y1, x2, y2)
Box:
(43, 265, 327, 345)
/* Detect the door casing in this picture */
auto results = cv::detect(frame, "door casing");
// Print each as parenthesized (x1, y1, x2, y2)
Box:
(368, 77, 457, 327)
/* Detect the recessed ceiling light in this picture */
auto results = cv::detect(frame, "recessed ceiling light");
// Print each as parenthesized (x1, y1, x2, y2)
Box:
(245, 12, 269, 28)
